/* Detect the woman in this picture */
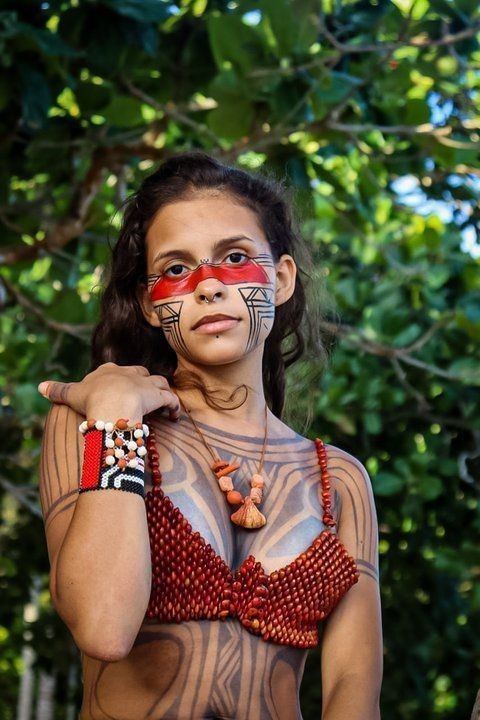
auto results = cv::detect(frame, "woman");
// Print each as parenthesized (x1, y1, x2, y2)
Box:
(38, 151, 382, 720)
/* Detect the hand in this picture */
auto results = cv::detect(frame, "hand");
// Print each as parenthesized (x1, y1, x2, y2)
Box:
(37, 362, 180, 422)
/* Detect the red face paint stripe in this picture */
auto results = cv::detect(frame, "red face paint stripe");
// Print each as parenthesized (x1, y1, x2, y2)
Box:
(149, 259, 270, 301)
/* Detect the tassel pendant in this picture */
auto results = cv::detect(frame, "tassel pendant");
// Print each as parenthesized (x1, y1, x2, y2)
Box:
(231, 496, 267, 529)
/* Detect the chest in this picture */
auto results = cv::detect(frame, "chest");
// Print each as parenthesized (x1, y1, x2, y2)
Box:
(144, 419, 329, 575)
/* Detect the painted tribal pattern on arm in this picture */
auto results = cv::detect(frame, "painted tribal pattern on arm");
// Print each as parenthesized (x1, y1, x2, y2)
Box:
(327, 450, 380, 583)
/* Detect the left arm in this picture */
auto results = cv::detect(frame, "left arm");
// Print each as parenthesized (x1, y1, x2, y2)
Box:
(320, 448, 383, 720)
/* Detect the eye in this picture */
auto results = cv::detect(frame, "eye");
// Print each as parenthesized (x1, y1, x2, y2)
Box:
(225, 252, 248, 265)
(164, 263, 188, 277)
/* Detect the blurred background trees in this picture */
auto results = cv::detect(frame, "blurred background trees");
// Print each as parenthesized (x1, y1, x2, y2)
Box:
(0, 0, 479, 718)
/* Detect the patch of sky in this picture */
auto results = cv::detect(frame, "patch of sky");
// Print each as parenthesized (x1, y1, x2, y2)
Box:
(391, 174, 480, 258)
(243, 10, 262, 25)
(461, 226, 480, 259)
(447, 175, 464, 188)
(428, 92, 454, 126)
(391, 175, 452, 221)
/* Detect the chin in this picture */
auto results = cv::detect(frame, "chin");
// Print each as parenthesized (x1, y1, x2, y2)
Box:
(187, 348, 249, 367)
(180, 335, 253, 366)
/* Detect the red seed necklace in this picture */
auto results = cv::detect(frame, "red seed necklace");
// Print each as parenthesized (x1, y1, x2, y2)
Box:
(180, 398, 269, 530)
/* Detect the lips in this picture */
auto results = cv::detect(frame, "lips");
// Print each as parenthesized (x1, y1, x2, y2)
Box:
(192, 313, 239, 330)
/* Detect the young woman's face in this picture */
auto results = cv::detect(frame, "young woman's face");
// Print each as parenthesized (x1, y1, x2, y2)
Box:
(141, 193, 295, 367)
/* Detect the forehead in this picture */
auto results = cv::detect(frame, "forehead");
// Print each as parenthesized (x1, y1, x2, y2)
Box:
(145, 194, 268, 255)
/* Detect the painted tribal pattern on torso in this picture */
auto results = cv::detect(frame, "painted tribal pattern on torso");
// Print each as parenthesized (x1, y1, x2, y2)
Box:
(143, 424, 359, 648)
(79, 416, 376, 720)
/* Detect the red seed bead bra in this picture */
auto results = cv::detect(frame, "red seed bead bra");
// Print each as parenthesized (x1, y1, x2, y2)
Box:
(144, 428, 360, 649)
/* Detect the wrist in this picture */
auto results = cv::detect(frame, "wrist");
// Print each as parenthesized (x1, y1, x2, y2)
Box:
(79, 422, 148, 498)
(84, 406, 144, 424)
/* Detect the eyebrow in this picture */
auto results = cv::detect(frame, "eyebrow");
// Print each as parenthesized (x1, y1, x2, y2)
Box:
(152, 235, 257, 266)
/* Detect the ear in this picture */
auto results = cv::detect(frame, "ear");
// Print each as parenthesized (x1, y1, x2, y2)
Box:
(137, 283, 162, 328)
(274, 254, 296, 306)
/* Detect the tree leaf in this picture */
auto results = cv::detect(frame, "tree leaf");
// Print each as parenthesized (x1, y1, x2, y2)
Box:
(17, 21, 79, 57)
(19, 66, 51, 130)
(373, 472, 404, 496)
(206, 13, 267, 75)
(100, 0, 171, 23)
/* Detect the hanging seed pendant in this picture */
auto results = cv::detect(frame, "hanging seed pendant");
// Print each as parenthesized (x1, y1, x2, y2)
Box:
(211, 460, 267, 528)
(212, 459, 242, 498)
(180, 397, 269, 531)
(231, 496, 267, 529)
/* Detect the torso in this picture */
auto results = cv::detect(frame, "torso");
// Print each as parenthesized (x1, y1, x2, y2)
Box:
(79, 412, 341, 720)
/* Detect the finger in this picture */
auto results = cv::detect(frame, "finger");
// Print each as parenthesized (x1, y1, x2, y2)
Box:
(38, 381, 73, 404)
(158, 389, 181, 420)
(149, 375, 171, 390)
(128, 365, 150, 376)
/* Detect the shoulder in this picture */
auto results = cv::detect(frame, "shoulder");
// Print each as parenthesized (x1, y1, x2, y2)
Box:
(322, 442, 378, 556)
(43, 401, 84, 428)
(322, 442, 375, 505)
(270, 418, 374, 501)
(323, 442, 369, 475)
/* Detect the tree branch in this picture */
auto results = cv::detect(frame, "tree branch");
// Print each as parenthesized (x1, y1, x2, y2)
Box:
(319, 317, 474, 384)
(320, 21, 480, 54)
(0, 475, 41, 517)
(390, 356, 431, 412)
(0, 149, 108, 266)
(120, 77, 224, 148)
(0, 143, 175, 266)
(386, 409, 474, 431)
(0, 275, 93, 340)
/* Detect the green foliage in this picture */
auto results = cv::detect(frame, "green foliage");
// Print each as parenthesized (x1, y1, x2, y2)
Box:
(1, 1, 479, 718)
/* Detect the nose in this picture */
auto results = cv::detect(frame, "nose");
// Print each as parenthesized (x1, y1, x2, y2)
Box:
(194, 278, 226, 304)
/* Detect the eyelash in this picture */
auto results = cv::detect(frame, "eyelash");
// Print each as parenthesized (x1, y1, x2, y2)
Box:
(163, 252, 249, 277)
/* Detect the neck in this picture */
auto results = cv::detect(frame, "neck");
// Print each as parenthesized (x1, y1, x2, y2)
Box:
(173, 345, 267, 432)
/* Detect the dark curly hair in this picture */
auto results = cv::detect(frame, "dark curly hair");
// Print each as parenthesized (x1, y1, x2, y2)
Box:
(91, 150, 326, 418)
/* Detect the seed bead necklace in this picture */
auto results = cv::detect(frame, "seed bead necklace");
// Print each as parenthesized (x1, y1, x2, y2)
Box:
(179, 398, 268, 530)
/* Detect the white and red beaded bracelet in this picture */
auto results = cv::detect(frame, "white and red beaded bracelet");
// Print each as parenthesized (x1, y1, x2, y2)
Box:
(78, 418, 149, 497)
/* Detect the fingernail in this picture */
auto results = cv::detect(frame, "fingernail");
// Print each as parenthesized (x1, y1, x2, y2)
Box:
(38, 381, 49, 397)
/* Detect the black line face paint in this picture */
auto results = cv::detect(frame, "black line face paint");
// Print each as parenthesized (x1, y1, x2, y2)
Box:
(154, 299, 192, 359)
(238, 286, 275, 354)
(252, 253, 276, 270)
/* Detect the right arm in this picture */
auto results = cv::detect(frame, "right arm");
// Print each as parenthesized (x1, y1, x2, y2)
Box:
(41, 403, 151, 662)
(39, 363, 180, 662)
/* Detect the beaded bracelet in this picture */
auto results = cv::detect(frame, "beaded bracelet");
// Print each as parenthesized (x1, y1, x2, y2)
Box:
(78, 418, 149, 497)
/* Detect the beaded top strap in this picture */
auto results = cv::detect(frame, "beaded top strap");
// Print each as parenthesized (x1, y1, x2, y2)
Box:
(314, 438, 336, 528)
(146, 424, 162, 488)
